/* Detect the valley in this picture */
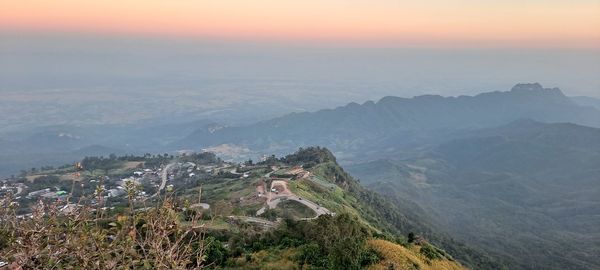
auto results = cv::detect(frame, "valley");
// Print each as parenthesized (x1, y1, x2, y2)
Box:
(348, 120, 600, 270)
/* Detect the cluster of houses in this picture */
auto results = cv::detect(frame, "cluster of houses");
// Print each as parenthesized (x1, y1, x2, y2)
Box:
(182, 161, 229, 178)
(133, 168, 159, 177)
(26, 188, 68, 200)
(183, 162, 198, 178)
(105, 173, 150, 199)
(88, 169, 157, 200)
(0, 182, 25, 198)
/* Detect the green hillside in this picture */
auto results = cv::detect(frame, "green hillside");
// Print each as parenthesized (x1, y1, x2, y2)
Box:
(0, 147, 498, 269)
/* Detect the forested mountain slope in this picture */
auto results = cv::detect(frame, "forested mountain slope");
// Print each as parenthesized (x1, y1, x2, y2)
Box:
(348, 121, 600, 270)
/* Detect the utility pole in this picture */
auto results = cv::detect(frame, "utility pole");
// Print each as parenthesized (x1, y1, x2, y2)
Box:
(198, 185, 202, 204)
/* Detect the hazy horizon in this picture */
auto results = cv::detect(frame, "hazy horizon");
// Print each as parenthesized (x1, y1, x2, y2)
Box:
(3, 31, 599, 93)
(2, 32, 600, 132)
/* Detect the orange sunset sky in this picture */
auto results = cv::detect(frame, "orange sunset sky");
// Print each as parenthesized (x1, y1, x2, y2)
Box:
(1, 0, 600, 48)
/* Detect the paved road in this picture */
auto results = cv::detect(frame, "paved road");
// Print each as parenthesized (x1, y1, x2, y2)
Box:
(268, 196, 331, 216)
(264, 169, 275, 178)
(229, 167, 242, 175)
(151, 163, 177, 198)
(256, 177, 332, 218)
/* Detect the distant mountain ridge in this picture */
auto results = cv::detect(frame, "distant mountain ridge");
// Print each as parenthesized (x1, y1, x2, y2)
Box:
(177, 83, 600, 159)
(572, 95, 600, 110)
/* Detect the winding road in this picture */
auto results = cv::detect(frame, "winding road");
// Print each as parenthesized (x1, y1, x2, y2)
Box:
(256, 171, 332, 218)
(229, 167, 242, 175)
(15, 185, 23, 196)
(265, 196, 331, 216)
(151, 162, 178, 198)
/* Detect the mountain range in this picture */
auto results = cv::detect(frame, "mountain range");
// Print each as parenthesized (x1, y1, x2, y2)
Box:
(572, 96, 600, 110)
(348, 120, 600, 269)
(177, 83, 600, 162)
(4, 83, 598, 176)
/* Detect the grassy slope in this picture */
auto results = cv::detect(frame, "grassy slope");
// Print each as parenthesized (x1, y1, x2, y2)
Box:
(303, 161, 503, 269)
(188, 158, 470, 269)
(229, 239, 467, 270)
(368, 239, 464, 270)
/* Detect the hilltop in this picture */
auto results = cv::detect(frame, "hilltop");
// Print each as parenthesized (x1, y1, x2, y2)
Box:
(0, 147, 490, 269)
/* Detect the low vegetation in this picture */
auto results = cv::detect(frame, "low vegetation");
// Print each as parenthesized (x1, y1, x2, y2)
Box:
(0, 196, 207, 269)
(367, 239, 463, 270)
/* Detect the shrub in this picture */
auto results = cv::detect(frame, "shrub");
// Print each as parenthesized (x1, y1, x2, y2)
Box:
(420, 243, 443, 261)
(0, 195, 208, 269)
(361, 247, 383, 266)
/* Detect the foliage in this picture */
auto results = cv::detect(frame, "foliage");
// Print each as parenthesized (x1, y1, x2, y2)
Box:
(281, 146, 336, 165)
(408, 232, 416, 243)
(203, 236, 228, 266)
(367, 239, 464, 270)
(81, 156, 122, 171)
(296, 243, 324, 268)
(259, 208, 278, 221)
(28, 175, 63, 190)
(273, 214, 373, 269)
(0, 195, 208, 269)
(180, 152, 222, 165)
(216, 213, 381, 269)
(361, 247, 383, 266)
(420, 244, 444, 261)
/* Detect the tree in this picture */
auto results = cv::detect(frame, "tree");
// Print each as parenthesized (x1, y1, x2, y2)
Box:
(296, 243, 323, 268)
(408, 232, 415, 243)
(204, 237, 228, 265)
(330, 236, 364, 270)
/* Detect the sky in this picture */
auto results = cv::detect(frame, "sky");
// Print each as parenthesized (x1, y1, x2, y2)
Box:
(1, 0, 600, 48)
(1, 0, 600, 131)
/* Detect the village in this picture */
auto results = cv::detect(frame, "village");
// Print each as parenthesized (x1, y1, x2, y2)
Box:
(0, 152, 334, 227)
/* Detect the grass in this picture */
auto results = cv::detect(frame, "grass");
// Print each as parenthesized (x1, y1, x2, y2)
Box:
(25, 174, 48, 182)
(289, 176, 385, 234)
(201, 177, 260, 203)
(367, 239, 465, 270)
(123, 161, 144, 169)
(181, 217, 231, 230)
(224, 248, 299, 270)
(273, 200, 316, 219)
